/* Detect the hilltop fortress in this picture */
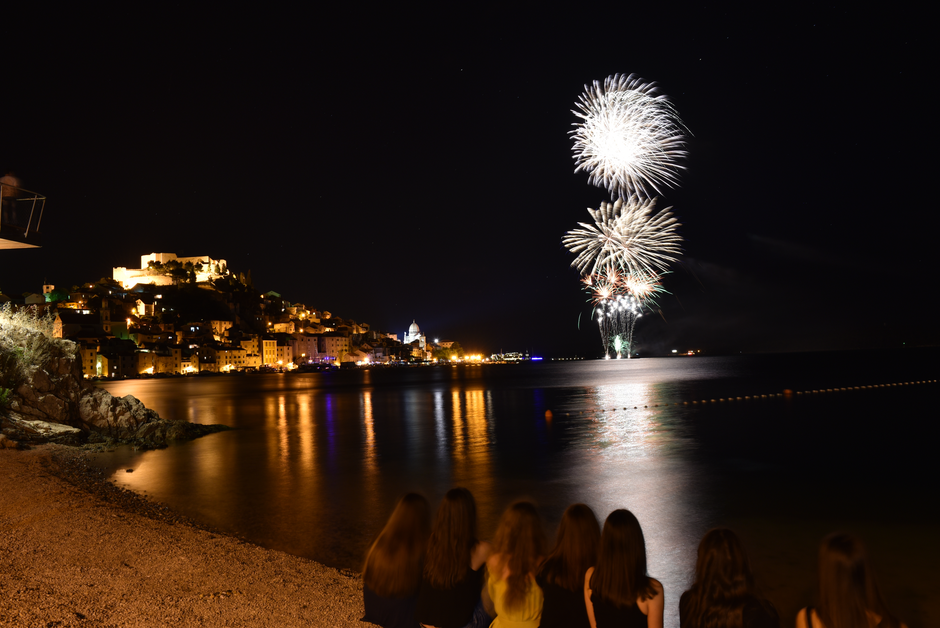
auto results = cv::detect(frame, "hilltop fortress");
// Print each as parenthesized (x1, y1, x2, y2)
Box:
(112, 253, 228, 290)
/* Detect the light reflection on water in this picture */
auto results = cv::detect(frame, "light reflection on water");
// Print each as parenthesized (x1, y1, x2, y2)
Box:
(96, 355, 938, 628)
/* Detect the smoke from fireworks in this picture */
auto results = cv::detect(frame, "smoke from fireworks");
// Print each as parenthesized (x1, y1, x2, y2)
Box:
(562, 196, 682, 278)
(571, 74, 687, 200)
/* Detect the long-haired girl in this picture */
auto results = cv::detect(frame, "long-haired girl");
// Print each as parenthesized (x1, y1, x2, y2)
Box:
(797, 533, 906, 628)
(485, 500, 547, 628)
(536, 503, 601, 628)
(416, 487, 492, 628)
(679, 528, 779, 628)
(362, 493, 431, 628)
(584, 509, 663, 628)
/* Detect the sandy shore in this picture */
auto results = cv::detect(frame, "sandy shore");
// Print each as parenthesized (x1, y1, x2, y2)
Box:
(0, 444, 366, 627)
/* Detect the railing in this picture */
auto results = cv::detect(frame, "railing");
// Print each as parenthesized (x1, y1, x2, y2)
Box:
(0, 182, 46, 249)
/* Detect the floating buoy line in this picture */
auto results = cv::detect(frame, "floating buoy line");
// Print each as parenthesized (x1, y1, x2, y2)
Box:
(561, 380, 937, 416)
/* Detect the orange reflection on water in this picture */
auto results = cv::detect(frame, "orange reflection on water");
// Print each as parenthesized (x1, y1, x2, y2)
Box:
(296, 392, 316, 473)
(361, 389, 378, 497)
(264, 395, 291, 469)
(449, 388, 493, 500)
(452, 391, 466, 459)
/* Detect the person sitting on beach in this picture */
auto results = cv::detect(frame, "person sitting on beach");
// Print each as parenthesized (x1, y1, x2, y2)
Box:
(679, 528, 780, 628)
(416, 487, 492, 628)
(485, 500, 547, 628)
(584, 509, 664, 628)
(797, 533, 907, 628)
(362, 493, 431, 628)
(536, 503, 601, 628)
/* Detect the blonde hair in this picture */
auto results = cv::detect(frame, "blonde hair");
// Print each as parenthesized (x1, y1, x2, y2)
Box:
(491, 501, 546, 611)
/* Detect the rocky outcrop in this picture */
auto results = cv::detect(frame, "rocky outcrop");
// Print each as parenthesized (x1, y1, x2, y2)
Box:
(1, 325, 227, 449)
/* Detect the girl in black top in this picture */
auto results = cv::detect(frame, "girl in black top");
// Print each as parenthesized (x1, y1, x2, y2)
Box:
(362, 493, 431, 628)
(584, 509, 664, 628)
(679, 528, 779, 628)
(797, 533, 906, 628)
(536, 503, 600, 628)
(416, 488, 491, 628)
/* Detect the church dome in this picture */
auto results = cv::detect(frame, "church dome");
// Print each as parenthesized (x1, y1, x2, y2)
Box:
(409, 320, 420, 334)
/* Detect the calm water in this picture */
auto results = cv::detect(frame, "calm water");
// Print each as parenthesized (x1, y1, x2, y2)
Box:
(96, 351, 939, 627)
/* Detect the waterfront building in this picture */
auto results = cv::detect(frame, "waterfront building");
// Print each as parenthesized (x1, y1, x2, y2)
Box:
(317, 332, 350, 364)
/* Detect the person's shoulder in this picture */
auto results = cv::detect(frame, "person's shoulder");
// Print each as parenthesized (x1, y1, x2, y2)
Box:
(648, 577, 664, 595)
(472, 541, 492, 568)
(583, 566, 595, 590)
(795, 606, 810, 628)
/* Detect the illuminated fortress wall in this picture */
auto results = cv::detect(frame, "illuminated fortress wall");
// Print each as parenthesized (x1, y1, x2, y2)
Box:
(112, 252, 228, 289)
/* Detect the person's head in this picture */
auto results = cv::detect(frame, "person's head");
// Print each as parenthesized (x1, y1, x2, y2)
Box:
(363, 493, 430, 597)
(492, 500, 547, 610)
(591, 509, 655, 608)
(817, 533, 899, 628)
(425, 487, 478, 588)
(694, 528, 755, 595)
(682, 528, 758, 627)
(538, 503, 600, 592)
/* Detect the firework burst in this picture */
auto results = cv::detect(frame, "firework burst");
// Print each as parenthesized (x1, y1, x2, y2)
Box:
(571, 73, 687, 199)
(622, 270, 666, 304)
(562, 196, 682, 277)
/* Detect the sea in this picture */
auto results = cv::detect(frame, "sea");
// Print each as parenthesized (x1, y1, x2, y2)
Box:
(94, 350, 939, 627)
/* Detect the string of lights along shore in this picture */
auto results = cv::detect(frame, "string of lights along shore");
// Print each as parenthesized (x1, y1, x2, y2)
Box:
(563, 73, 689, 359)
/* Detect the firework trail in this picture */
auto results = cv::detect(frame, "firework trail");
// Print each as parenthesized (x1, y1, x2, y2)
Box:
(562, 196, 682, 277)
(571, 73, 687, 199)
(582, 267, 666, 358)
(583, 268, 619, 358)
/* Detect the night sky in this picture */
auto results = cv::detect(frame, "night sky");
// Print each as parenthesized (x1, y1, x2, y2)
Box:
(2, 10, 934, 357)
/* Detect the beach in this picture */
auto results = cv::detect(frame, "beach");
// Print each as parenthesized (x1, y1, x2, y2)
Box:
(0, 444, 366, 627)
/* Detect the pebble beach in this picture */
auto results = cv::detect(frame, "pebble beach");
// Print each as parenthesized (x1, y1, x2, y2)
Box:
(0, 444, 366, 627)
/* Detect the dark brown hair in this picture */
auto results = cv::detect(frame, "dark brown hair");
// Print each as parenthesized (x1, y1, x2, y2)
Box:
(682, 528, 762, 628)
(424, 487, 478, 589)
(538, 503, 600, 592)
(817, 533, 900, 628)
(590, 509, 657, 608)
(491, 500, 547, 611)
(363, 493, 431, 598)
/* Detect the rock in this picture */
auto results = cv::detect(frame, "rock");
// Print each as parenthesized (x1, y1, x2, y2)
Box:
(2, 327, 228, 448)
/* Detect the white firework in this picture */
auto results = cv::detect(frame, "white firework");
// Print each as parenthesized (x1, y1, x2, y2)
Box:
(562, 196, 682, 277)
(571, 73, 687, 199)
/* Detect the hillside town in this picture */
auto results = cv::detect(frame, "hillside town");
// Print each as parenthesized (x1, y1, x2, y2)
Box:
(0, 252, 471, 379)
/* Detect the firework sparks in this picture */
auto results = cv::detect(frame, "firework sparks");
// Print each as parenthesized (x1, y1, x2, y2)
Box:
(562, 196, 682, 277)
(571, 73, 687, 199)
(622, 270, 666, 304)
